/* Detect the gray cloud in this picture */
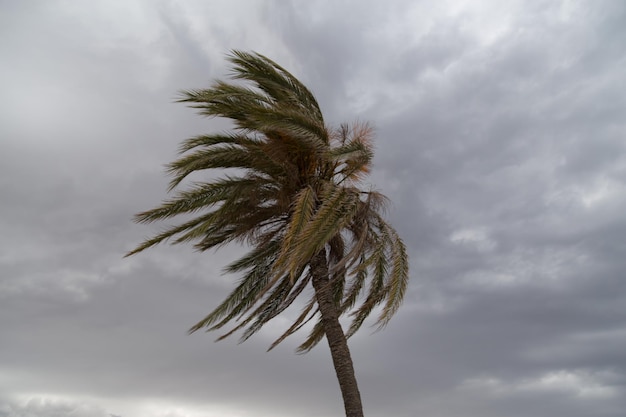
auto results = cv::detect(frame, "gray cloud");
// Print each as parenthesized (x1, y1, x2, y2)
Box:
(2, 1, 625, 416)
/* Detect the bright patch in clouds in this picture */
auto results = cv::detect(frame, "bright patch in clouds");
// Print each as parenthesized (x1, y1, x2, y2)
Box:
(445, 0, 524, 45)
(5, 393, 249, 417)
(461, 369, 619, 399)
(450, 227, 496, 252)
(577, 176, 623, 209)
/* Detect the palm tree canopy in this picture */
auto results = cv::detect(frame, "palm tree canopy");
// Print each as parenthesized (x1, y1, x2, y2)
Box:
(126, 50, 409, 352)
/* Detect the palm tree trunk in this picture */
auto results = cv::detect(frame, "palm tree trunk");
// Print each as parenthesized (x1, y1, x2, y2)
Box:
(310, 250, 364, 417)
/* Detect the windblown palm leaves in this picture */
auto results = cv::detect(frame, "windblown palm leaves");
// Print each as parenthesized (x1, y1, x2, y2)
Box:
(126, 51, 409, 352)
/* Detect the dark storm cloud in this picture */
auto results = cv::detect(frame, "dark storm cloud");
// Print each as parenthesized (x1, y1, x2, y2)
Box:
(270, 2, 626, 416)
(1, 1, 625, 416)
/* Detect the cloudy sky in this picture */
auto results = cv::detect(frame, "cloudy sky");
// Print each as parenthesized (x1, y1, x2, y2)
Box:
(2, 0, 626, 416)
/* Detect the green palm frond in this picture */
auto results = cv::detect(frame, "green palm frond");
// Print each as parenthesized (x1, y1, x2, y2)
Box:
(227, 50, 324, 122)
(345, 215, 409, 338)
(297, 317, 326, 353)
(268, 297, 317, 351)
(378, 225, 410, 327)
(134, 176, 269, 223)
(273, 186, 316, 280)
(177, 133, 262, 154)
(124, 212, 212, 257)
(188, 244, 276, 333)
(288, 185, 360, 267)
(166, 143, 284, 190)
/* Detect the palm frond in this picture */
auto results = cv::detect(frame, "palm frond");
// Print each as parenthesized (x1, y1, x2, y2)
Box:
(166, 144, 283, 190)
(227, 50, 325, 124)
(289, 185, 360, 269)
(177, 133, 262, 154)
(267, 296, 317, 351)
(273, 186, 316, 280)
(377, 224, 410, 328)
(188, 245, 276, 333)
(124, 210, 217, 257)
(296, 317, 326, 353)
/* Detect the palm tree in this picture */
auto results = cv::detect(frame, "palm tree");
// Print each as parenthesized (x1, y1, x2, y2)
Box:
(126, 50, 409, 417)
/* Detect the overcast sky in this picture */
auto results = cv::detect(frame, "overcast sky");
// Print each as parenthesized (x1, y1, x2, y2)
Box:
(2, 1, 626, 416)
